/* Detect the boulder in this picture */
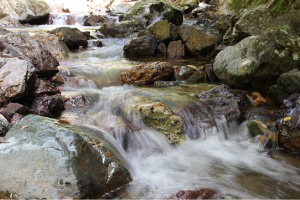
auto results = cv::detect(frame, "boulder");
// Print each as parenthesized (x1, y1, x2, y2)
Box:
(276, 95, 300, 154)
(49, 27, 88, 50)
(99, 20, 145, 38)
(213, 36, 299, 90)
(120, 0, 183, 26)
(178, 24, 218, 55)
(124, 34, 157, 58)
(169, 188, 218, 199)
(134, 102, 185, 145)
(148, 20, 176, 42)
(32, 32, 70, 60)
(167, 40, 185, 59)
(0, 115, 131, 199)
(0, 58, 35, 101)
(30, 94, 64, 118)
(0, 0, 50, 24)
(121, 62, 174, 85)
(269, 70, 300, 106)
(0, 17, 22, 28)
(174, 65, 206, 83)
(230, 6, 300, 52)
(0, 32, 59, 78)
(84, 15, 115, 26)
(0, 113, 10, 136)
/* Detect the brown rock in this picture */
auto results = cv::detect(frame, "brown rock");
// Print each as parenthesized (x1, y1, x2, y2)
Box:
(0, 103, 35, 121)
(124, 34, 157, 58)
(30, 94, 64, 118)
(174, 65, 206, 83)
(169, 188, 218, 199)
(121, 62, 174, 85)
(34, 79, 60, 97)
(167, 40, 185, 59)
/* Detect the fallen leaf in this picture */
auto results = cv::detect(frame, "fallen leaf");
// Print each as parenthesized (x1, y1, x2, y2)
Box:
(58, 120, 71, 125)
(49, 36, 54, 41)
(283, 116, 291, 123)
(106, 153, 111, 157)
(252, 92, 266, 107)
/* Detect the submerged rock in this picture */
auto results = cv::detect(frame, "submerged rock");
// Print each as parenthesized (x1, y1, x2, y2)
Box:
(213, 36, 299, 90)
(134, 102, 185, 145)
(178, 24, 218, 55)
(0, 0, 50, 24)
(0, 58, 35, 101)
(32, 32, 70, 60)
(124, 34, 157, 58)
(120, 0, 183, 26)
(49, 27, 88, 50)
(0, 32, 59, 78)
(99, 20, 145, 38)
(0, 115, 131, 199)
(169, 188, 218, 199)
(121, 62, 174, 85)
(64, 94, 94, 111)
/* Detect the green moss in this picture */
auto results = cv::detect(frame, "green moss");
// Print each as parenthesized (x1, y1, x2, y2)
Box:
(228, 0, 295, 14)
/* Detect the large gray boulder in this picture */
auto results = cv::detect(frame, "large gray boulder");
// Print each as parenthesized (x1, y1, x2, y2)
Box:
(0, 0, 50, 23)
(0, 32, 59, 78)
(213, 36, 299, 90)
(0, 58, 35, 101)
(0, 115, 131, 199)
(120, 0, 183, 26)
(99, 19, 145, 38)
(178, 24, 218, 55)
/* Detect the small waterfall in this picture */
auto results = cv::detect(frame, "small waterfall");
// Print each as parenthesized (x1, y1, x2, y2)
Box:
(48, 13, 86, 26)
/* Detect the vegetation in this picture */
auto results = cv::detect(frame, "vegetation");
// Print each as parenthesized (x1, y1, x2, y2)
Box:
(228, 0, 295, 14)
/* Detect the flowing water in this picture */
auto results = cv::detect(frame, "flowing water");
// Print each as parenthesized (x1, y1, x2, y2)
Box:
(8, 19, 300, 198)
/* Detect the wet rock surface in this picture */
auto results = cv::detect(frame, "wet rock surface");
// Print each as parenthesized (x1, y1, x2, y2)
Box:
(0, 103, 35, 122)
(133, 102, 185, 145)
(121, 62, 174, 85)
(124, 34, 158, 58)
(49, 27, 88, 50)
(30, 94, 64, 118)
(169, 188, 218, 199)
(84, 15, 115, 26)
(174, 65, 206, 83)
(0, 32, 59, 78)
(64, 94, 94, 111)
(0, 115, 132, 199)
(179, 85, 250, 134)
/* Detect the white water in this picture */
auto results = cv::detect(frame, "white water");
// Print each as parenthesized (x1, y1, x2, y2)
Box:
(56, 38, 300, 199)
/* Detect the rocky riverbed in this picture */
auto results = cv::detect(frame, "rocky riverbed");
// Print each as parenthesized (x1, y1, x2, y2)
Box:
(0, 0, 300, 199)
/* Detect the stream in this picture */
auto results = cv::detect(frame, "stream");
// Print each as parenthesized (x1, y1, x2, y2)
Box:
(8, 19, 300, 199)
